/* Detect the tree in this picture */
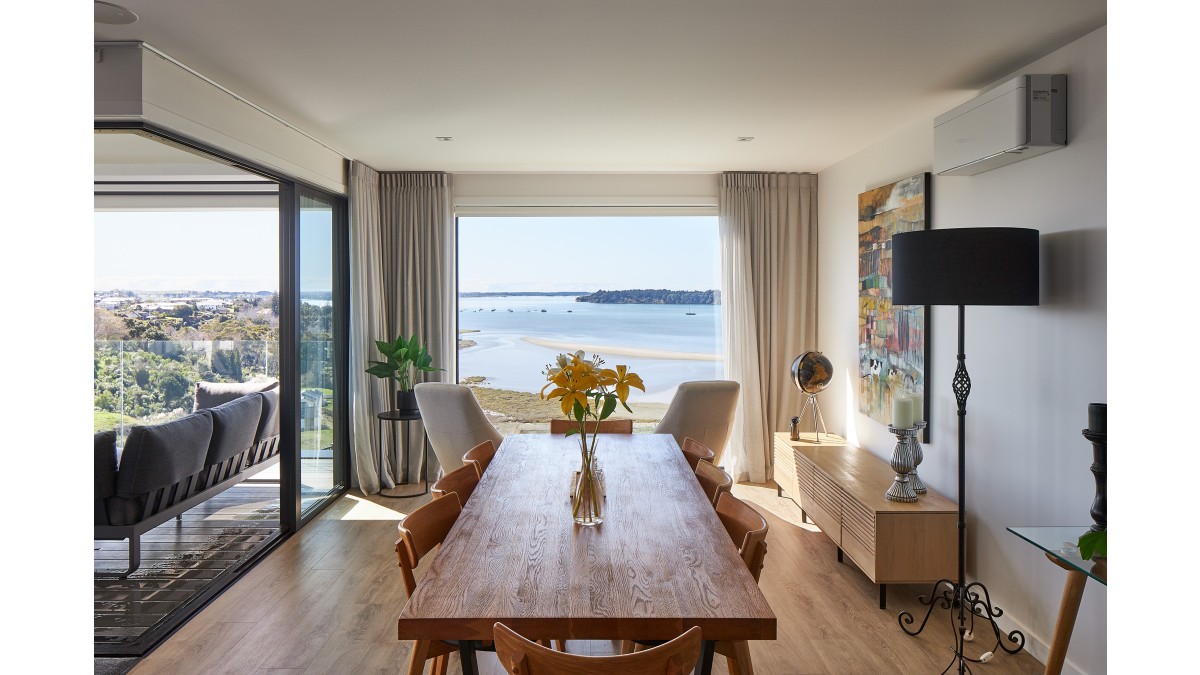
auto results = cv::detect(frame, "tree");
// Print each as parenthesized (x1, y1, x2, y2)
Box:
(94, 307, 130, 340)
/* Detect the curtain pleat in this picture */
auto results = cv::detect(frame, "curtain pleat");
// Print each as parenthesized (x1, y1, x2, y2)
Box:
(719, 172, 818, 482)
(348, 161, 388, 494)
(378, 172, 457, 487)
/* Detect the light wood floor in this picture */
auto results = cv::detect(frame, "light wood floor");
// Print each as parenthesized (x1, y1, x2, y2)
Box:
(130, 483, 1046, 674)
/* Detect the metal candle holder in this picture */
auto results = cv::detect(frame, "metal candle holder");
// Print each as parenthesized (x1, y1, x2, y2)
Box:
(885, 424, 923, 503)
(910, 420, 928, 494)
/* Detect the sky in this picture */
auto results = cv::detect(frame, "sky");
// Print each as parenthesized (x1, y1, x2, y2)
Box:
(94, 209, 333, 293)
(457, 216, 720, 293)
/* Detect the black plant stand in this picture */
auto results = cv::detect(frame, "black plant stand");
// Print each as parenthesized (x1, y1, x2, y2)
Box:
(376, 409, 429, 498)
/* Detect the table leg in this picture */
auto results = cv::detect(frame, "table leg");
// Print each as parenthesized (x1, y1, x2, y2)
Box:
(458, 640, 479, 675)
(878, 583, 887, 610)
(694, 639, 715, 675)
(401, 420, 410, 484)
(1045, 561, 1089, 675)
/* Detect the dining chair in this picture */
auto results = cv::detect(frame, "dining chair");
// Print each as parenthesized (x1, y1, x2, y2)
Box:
(494, 622, 702, 674)
(654, 381, 740, 465)
(680, 437, 716, 471)
(431, 462, 480, 505)
(462, 439, 497, 478)
(712, 492, 769, 675)
(414, 383, 504, 474)
(395, 493, 464, 675)
(548, 418, 634, 434)
(694, 460, 733, 507)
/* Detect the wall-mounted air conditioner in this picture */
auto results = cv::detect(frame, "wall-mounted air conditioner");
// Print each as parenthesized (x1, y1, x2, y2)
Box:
(933, 74, 1067, 176)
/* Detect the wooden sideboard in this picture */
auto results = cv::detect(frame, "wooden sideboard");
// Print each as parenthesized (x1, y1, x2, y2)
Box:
(772, 432, 957, 608)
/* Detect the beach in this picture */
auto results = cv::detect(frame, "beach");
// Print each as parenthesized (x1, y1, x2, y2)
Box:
(520, 336, 719, 361)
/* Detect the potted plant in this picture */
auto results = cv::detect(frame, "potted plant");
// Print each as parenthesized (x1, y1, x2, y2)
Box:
(365, 334, 442, 413)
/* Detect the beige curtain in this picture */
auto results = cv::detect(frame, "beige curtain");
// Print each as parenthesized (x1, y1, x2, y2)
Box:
(378, 172, 457, 486)
(348, 161, 390, 494)
(719, 172, 818, 482)
(349, 168, 456, 494)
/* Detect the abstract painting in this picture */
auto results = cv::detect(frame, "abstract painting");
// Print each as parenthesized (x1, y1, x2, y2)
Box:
(858, 173, 930, 434)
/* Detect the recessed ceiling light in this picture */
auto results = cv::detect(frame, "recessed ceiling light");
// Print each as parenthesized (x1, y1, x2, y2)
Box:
(95, 1, 139, 25)
(436, 136, 453, 142)
(737, 137, 755, 142)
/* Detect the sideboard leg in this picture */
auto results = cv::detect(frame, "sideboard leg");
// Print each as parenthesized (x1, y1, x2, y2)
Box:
(837, 547, 843, 563)
(879, 584, 887, 609)
(801, 509, 808, 524)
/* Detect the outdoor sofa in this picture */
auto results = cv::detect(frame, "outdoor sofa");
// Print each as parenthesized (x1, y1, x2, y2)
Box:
(94, 381, 280, 575)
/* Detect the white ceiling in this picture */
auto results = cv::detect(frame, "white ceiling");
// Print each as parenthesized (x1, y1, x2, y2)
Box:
(94, 0, 1106, 173)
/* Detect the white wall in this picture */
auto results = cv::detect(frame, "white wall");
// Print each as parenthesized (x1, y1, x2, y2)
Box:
(817, 27, 1106, 675)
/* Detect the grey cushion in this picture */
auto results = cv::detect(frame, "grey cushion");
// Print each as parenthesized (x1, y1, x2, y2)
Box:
(194, 379, 279, 411)
(255, 388, 280, 443)
(116, 411, 213, 498)
(95, 431, 118, 525)
(205, 394, 263, 465)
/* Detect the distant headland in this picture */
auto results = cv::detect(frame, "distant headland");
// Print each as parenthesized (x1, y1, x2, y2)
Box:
(575, 289, 719, 305)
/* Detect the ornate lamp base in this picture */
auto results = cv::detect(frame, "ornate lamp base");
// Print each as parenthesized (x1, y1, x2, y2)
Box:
(899, 579, 1026, 674)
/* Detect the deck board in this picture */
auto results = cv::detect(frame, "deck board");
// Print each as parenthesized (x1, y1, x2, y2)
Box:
(94, 483, 283, 654)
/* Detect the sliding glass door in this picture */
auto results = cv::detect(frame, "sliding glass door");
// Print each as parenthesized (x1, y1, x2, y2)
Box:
(297, 190, 348, 517)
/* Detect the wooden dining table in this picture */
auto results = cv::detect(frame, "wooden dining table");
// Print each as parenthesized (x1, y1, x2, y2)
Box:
(396, 433, 777, 674)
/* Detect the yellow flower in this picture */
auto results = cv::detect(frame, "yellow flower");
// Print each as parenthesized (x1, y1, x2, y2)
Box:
(611, 364, 645, 404)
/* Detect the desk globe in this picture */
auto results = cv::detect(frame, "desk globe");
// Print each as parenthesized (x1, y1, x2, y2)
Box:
(791, 351, 832, 442)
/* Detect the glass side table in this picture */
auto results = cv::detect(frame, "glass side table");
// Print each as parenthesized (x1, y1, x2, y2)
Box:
(1007, 526, 1107, 675)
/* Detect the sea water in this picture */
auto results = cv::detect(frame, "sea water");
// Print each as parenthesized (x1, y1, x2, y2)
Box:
(457, 295, 723, 402)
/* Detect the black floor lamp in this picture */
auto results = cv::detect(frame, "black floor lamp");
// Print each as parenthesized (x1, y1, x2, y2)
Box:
(890, 227, 1039, 674)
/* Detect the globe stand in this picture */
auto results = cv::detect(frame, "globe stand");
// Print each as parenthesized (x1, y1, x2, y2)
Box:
(796, 392, 830, 444)
(791, 351, 834, 444)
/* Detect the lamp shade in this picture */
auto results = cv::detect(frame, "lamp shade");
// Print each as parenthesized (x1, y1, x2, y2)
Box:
(891, 227, 1039, 306)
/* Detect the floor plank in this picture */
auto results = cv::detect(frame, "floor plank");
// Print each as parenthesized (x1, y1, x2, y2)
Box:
(130, 483, 1047, 674)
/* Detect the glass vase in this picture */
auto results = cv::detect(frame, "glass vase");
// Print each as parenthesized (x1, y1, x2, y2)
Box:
(572, 455, 604, 526)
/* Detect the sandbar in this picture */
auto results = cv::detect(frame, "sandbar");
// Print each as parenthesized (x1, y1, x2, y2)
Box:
(521, 336, 719, 362)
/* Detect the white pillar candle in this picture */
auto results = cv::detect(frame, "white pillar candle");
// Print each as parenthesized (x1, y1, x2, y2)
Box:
(910, 394, 924, 423)
(891, 395, 914, 429)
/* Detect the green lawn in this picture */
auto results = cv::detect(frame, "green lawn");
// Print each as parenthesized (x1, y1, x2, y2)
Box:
(94, 410, 138, 433)
(300, 427, 334, 450)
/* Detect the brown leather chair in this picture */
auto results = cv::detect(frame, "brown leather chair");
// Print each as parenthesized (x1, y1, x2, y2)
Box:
(431, 462, 480, 505)
(462, 439, 498, 478)
(695, 460, 733, 507)
(395, 493, 463, 675)
(680, 437, 716, 470)
(549, 418, 634, 434)
(713, 492, 769, 674)
(495, 622, 701, 674)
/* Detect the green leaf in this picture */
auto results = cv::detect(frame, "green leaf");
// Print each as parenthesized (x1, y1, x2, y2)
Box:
(408, 334, 421, 356)
(375, 340, 395, 358)
(1077, 530, 1106, 560)
(365, 362, 397, 379)
(573, 400, 587, 421)
(600, 394, 617, 420)
(621, 399, 633, 413)
(564, 428, 579, 437)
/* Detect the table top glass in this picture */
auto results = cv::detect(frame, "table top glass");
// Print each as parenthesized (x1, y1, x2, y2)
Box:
(1007, 526, 1107, 585)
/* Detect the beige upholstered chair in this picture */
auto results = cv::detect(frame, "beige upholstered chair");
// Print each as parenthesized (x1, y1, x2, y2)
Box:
(654, 381, 740, 465)
(414, 383, 504, 475)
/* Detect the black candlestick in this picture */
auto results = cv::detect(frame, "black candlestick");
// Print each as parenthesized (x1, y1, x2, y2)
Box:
(1083, 403, 1106, 532)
